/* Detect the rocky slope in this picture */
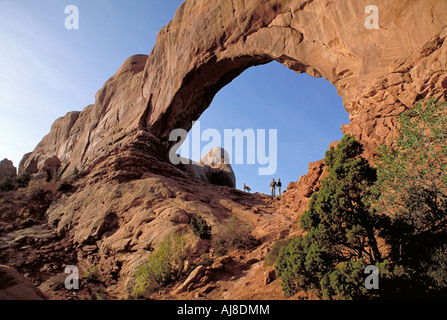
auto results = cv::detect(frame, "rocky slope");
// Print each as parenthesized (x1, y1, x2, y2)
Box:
(2, 0, 446, 300)
(0, 172, 293, 300)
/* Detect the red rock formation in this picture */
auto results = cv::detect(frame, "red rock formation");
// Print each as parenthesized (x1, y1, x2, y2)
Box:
(11, 0, 447, 300)
(19, 1, 447, 180)
(0, 159, 17, 179)
(277, 160, 327, 227)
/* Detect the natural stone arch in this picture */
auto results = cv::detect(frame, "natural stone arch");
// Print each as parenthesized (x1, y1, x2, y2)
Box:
(140, 0, 447, 156)
(19, 0, 447, 179)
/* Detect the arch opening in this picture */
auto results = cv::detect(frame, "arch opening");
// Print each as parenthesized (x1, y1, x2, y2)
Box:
(174, 60, 349, 194)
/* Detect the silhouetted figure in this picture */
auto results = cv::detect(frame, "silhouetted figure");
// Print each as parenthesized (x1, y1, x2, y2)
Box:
(243, 183, 251, 193)
(277, 179, 282, 196)
(270, 179, 277, 197)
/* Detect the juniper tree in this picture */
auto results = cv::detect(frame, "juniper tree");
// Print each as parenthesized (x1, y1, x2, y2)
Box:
(276, 134, 385, 298)
(301, 134, 382, 265)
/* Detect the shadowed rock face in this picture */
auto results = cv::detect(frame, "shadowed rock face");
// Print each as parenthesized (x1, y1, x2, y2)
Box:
(0, 265, 46, 300)
(19, 0, 447, 180)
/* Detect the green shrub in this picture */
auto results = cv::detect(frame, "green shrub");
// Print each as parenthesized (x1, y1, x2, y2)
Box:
(374, 99, 447, 267)
(16, 172, 31, 188)
(133, 232, 186, 297)
(275, 237, 314, 297)
(372, 99, 447, 297)
(276, 135, 386, 299)
(190, 215, 212, 239)
(275, 236, 332, 297)
(0, 177, 16, 192)
(424, 245, 447, 290)
(320, 259, 368, 300)
(25, 179, 57, 202)
(212, 216, 256, 257)
(264, 239, 292, 267)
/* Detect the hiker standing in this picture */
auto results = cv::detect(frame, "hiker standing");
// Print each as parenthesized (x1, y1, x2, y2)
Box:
(270, 179, 277, 197)
(277, 179, 282, 196)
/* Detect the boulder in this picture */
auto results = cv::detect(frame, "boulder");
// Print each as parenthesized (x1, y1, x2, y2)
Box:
(42, 156, 61, 180)
(173, 265, 206, 295)
(264, 268, 276, 285)
(183, 147, 236, 188)
(0, 265, 46, 300)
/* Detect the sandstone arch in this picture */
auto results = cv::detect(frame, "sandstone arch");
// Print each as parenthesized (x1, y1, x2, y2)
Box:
(20, 0, 447, 180)
(141, 0, 447, 153)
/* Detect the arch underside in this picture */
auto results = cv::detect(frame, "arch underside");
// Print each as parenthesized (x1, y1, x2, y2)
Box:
(146, 26, 344, 143)
(141, 0, 446, 158)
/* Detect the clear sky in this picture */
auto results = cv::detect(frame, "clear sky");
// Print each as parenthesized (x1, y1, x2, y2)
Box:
(0, 1, 349, 194)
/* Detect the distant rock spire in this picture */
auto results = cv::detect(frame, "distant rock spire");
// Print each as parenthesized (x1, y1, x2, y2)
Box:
(0, 159, 17, 179)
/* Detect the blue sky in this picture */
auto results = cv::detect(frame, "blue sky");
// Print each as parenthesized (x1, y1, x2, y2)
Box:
(0, 1, 349, 194)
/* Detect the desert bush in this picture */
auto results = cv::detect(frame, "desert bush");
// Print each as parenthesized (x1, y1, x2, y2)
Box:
(0, 177, 16, 192)
(18, 208, 35, 228)
(0, 172, 31, 192)
(320, 259, 369, 300)
(371, 99, 447, 297)
(196, 253, 212, 267)
(374, 99, 447, 267)
(264, 239, 292, 267)
(424, 245, 447, 290)
(212, 216, 256, 256)
(133, 232, 186, 297)
(275, 235, 337, 297)
(25, 179, 58, 202)
(16, 172, 31, 188)
(319, 259, 410, 300)
(190, 214, 212, 239)
(84, 265, 101, 283)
